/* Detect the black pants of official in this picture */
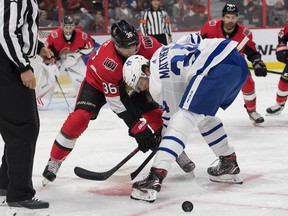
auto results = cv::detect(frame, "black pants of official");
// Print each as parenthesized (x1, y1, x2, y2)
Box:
(149, 34, 168, 45)
(0, 47, 39, 202)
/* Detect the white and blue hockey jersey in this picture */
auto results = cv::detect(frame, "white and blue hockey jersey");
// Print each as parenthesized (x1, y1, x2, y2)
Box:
(149, 33, 240, 128)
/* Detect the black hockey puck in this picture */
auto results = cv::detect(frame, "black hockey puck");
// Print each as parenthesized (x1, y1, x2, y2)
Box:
(182, 201, 193, 212)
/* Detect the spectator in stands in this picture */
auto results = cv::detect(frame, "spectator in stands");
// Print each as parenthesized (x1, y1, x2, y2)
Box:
(172, 0, 190, 29)
(115, 0, 134, 21)
(39, 0, 59, 22)
(188, 0, 208, 27)
(93, 10, 106, 33)
(66, 0, 92, 14)
(246, 0, 262, 26)
(39, 10, 58, 27)
(269, 0, 287, 26)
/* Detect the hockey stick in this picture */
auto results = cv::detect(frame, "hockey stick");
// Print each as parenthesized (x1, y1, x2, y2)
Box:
(55, 76, 72, 113)
(74, 147, 140, 181)
(108, 148, 157, 182)
(248, 67, 282, 75)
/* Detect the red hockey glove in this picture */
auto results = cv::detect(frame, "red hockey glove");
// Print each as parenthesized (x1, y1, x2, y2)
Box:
(276, 44, 288, 64)
(129, 120, 159, 153)
(252, 59, 267, 77)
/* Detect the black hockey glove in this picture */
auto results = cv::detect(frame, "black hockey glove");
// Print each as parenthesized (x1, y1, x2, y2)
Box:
(129, 120, 159, 153)
(276, 45, 288, 64)
(252, 59, 267, 77)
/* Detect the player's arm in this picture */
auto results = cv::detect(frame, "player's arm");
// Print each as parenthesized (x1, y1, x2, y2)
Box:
(104, 80, 159, 153)
(76, 32, 95, 55)
(276, 26, 288, 64)
(243, 34, 267, 77)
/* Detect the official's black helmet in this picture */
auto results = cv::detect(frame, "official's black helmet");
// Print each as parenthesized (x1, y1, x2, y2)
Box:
(111, 19, 139, 48)
(222, 3, 239, 17)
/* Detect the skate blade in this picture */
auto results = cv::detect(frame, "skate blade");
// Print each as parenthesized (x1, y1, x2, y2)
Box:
(265, 111, 282, 116)
(42, 178, 50, 187)
(253, 121, 264, 127)
(209, 173, 243, 184)
(130, 188, 158, 203)
(6, 207, 50, 216)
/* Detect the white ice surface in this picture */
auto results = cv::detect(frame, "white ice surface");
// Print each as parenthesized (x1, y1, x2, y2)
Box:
(1, 73, 288, 216)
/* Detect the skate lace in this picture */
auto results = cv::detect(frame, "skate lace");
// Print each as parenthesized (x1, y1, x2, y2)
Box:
(248, 110, 262, 120)
(47, 160, 61, 174)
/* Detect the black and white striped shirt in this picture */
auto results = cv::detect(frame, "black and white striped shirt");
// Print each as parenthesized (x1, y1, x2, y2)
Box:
(0, 0, 41, 73)
(140, 8, 172, 37)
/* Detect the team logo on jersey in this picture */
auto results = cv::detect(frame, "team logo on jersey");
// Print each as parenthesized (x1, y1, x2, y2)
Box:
(82, 32, 87, 40)
(142, 36, 153, 48)
(278, 29, 284, 39)
(51, 31, 58, 38)
(209, 20, 217, 26)
(103, 58, 118, 71)
(242, 28, 251, 37)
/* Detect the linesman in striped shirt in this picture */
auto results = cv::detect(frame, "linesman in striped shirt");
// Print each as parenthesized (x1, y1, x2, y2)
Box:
(140, 0, 172, 45)
(0, 0, 53, 214)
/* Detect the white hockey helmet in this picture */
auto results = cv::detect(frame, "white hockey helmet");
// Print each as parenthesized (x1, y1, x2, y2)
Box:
(123, 55, 149, 92)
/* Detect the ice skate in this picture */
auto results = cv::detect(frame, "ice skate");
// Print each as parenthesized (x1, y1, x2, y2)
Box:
(130, 168, 167, 202)
(42, 158, 62, 186)
(244, 105, 264, 125)
(176, 151, 196, 174)
(0, 189, 6, 206)
(207, 153, 243, 184)
(266, 104, 284, 115)
(6, 197, 49, 216)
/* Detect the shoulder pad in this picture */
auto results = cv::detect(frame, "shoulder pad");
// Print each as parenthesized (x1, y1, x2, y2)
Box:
(141, 36, 153, 48)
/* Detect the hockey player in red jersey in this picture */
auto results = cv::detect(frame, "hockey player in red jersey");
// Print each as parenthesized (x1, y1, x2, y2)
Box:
(42, 19, 195, 185)
(35, 16, 95, 110)
(200, 3, 267, 125)
(266, 24, 288, 115)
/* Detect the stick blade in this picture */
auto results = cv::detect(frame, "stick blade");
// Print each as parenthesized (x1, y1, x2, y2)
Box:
(74, 166, 110, 181)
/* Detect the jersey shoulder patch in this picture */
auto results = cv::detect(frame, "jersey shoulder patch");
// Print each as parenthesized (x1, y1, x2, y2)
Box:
(208, 20, 217, 26)
(242, 27, 251, 37)
(103, 58, 118, 71)
(278, 29, 285, 39)
(142, 36, 153, 48)
(82, 32, 88, 40)
(50, 31, 58, 39)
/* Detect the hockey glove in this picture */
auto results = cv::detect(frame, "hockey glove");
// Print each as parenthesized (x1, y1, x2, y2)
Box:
(252, 59, 267, 77)
(276, 44, 288, 64)
(129, 120, 159, 153)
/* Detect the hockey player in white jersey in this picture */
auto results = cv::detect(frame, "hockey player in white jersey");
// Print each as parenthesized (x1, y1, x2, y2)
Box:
(122, 33, 249, 202)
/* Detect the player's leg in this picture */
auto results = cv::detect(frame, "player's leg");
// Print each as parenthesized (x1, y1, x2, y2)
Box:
(138, 93, 195, 174)
(131, 109, 204, 202)
(42, 81, 106, 183)
(242, 74, 264, 125)
(198, 116, 242, 184)
(65, 56, 86, 96)
(35, 64, 59, 110)
(266, 65, 288, 115)
(197, 51, 247, 184)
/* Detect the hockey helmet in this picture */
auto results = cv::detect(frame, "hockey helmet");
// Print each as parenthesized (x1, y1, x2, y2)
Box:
(222, 3, 239, 17)
(62, 16, 75, 40)
(111, 19, 139, 48)
(123, 55, 149, 93)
